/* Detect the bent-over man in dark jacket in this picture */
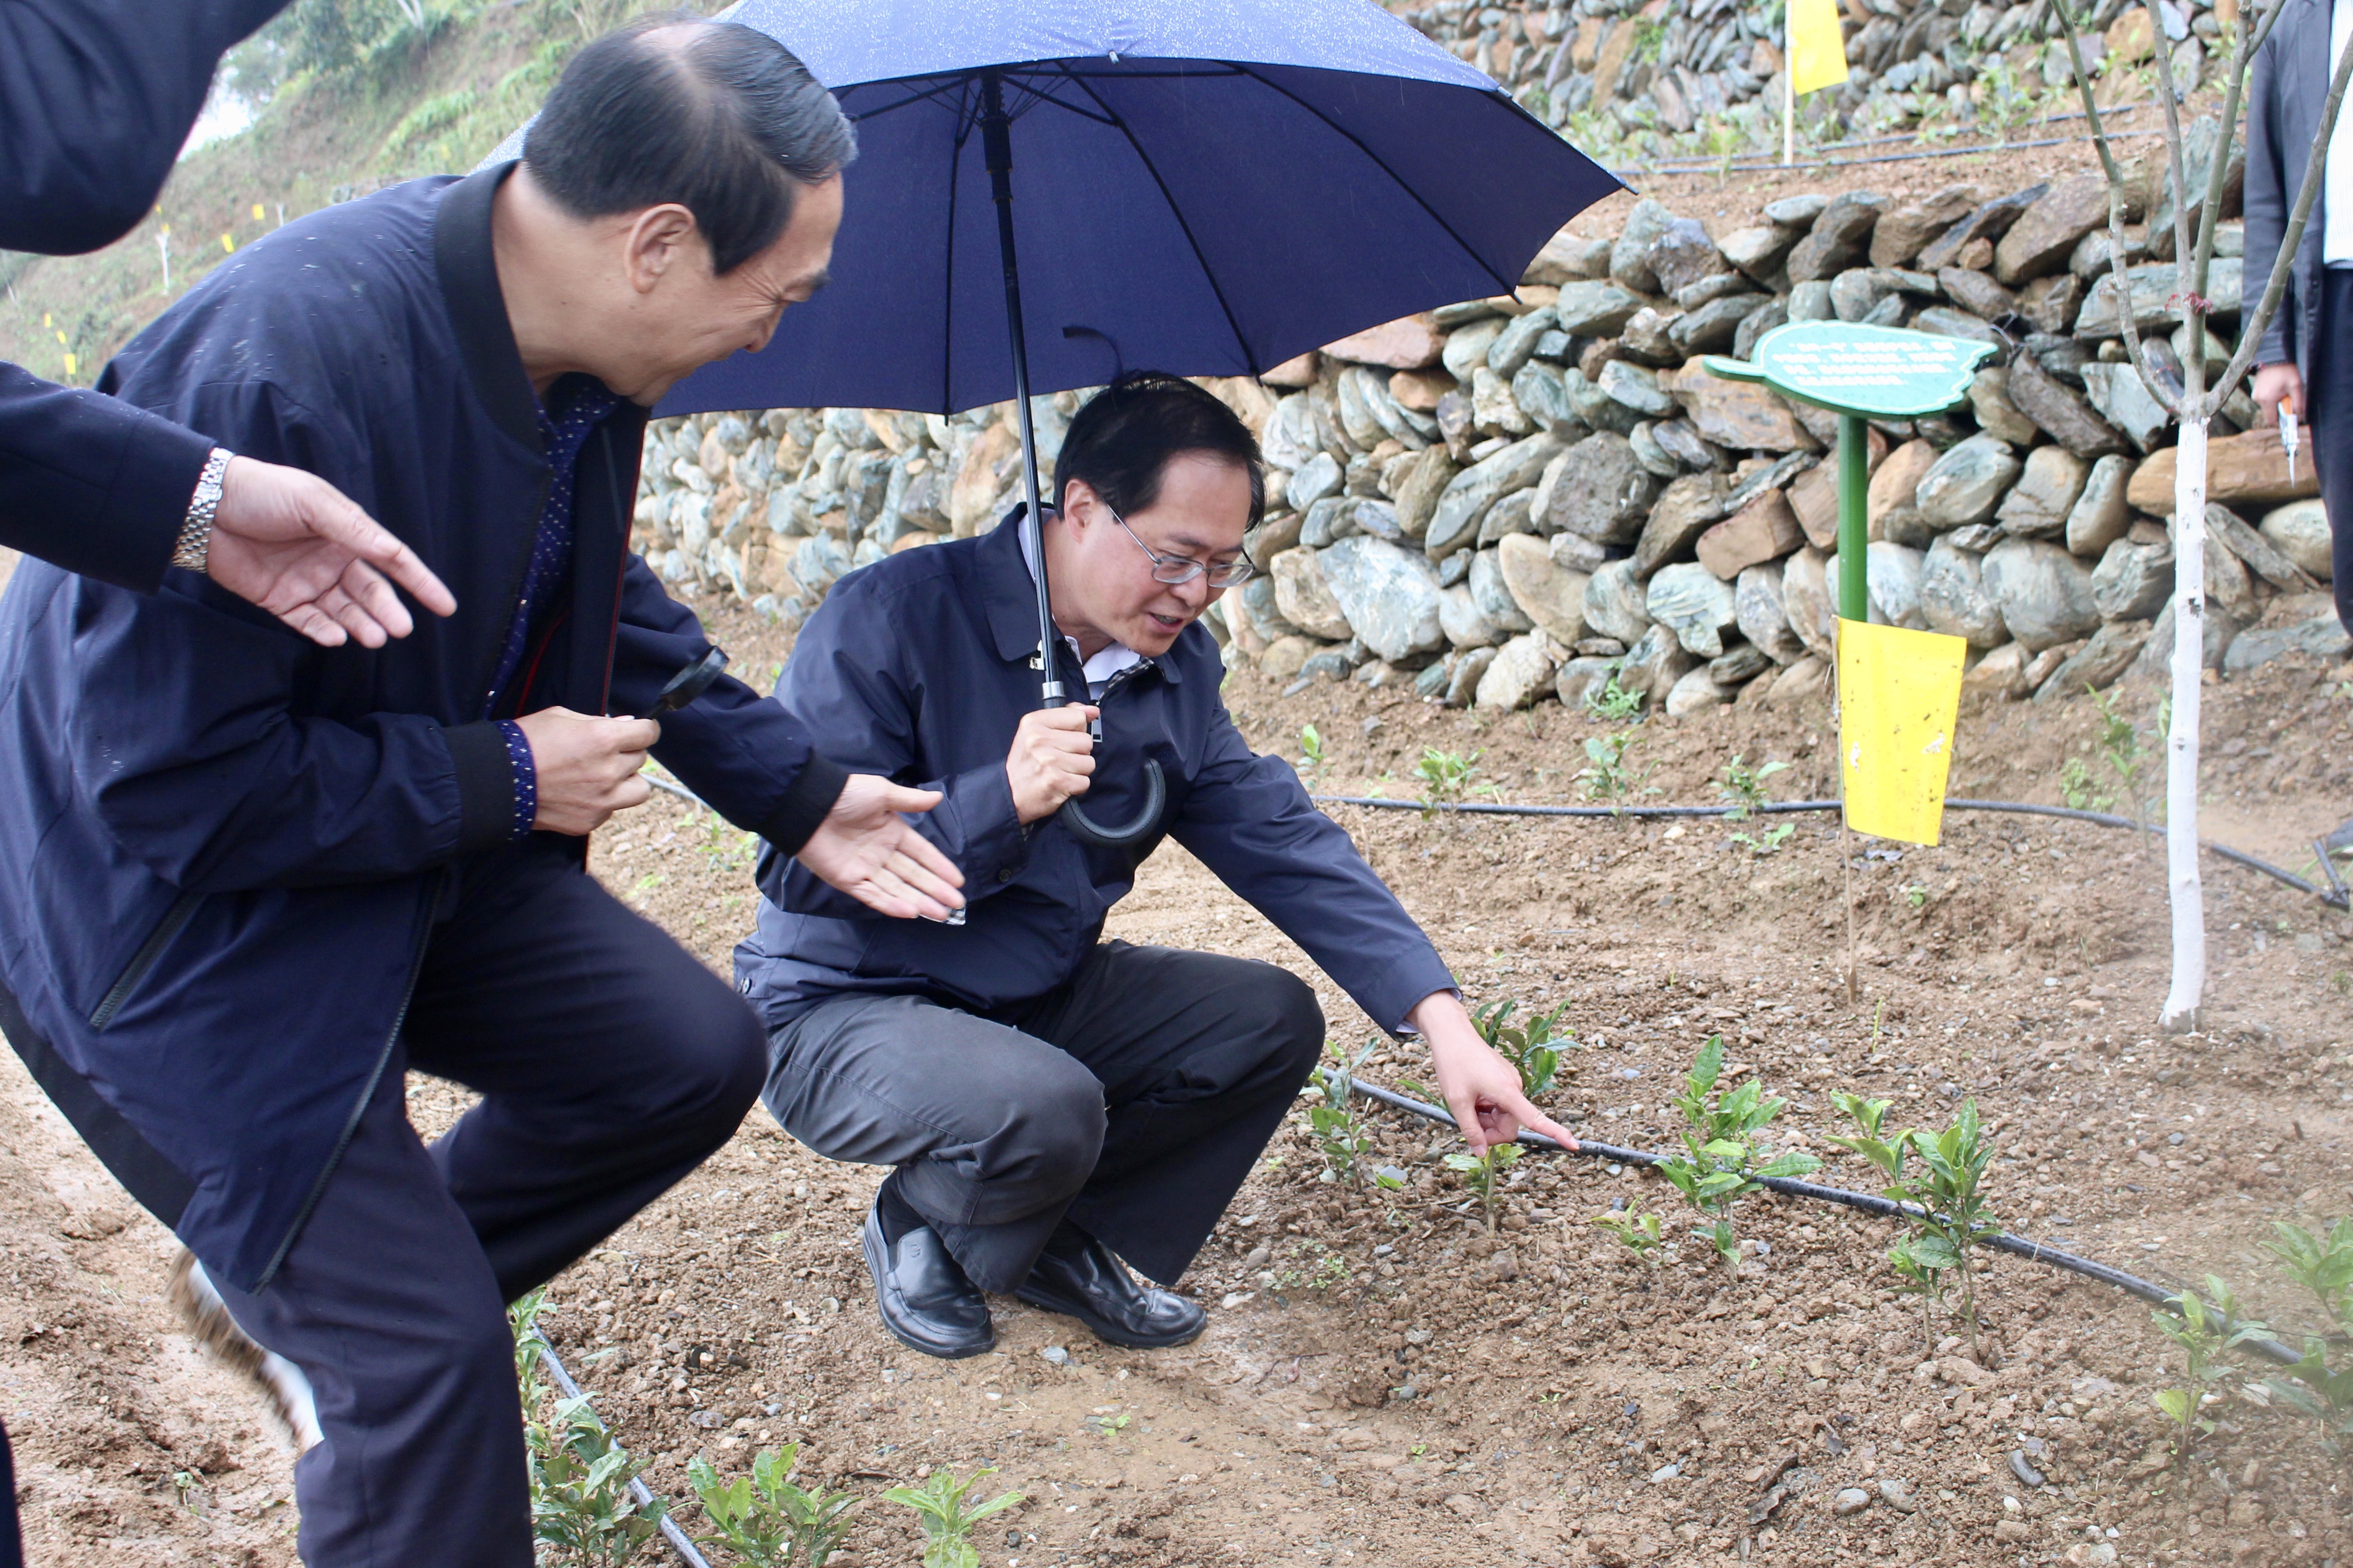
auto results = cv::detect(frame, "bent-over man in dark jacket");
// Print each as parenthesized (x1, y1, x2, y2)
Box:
(0, 20, 961, 1565)
(739, 373, 1573, 1360)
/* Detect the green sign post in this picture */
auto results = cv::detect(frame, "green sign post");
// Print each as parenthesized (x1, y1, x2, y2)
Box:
(1704, 321, 1995, 620)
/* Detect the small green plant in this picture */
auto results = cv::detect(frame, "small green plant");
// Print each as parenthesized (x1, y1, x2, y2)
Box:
(1658, 1037, 1819, 1274)
(1301, 1040, 1380, 1189)
(2148, 1277, 2268, 1466)
(2059, 756, 2113, 812)
(1729, 821, 1796, 857)
(1469, 998, 1573, 1098)
(1576, 731, 1659, 810)
(1830, 1094, 2004, 1357)
(1590, 1201, 1665, 1265)
(881, 1466, 1026, 1568)
(1297, 723, 1328, 785)
(1444, 1141, 1523, 1234)
(1716, 755, 1789, 820)
(2091, 687, 2152, 830)
(1584, 672, 1643, 721)
(2256, 1218, 2353, 1453)
(1414, 746, 1482, 818)
(512, 1289, 669, 1566)
(687, 1444, 861, 1567)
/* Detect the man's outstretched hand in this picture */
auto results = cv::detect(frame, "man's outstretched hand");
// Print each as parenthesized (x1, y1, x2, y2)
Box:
(209, 455, 457, 648)
(1410, 990, 1579, 1155)
(796, 774, 968, 920)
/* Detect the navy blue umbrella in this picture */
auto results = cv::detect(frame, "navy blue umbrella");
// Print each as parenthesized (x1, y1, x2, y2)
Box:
(558, 0, 1621, 843)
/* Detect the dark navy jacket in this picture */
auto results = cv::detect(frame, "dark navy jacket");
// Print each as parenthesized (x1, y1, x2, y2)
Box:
(0, 164, 846, 1292)
(0, 0, 290, 591)
(734, 520, 1455, 1033)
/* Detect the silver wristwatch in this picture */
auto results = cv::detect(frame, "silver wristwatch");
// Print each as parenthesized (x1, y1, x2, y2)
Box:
(171, 447, 234, 575)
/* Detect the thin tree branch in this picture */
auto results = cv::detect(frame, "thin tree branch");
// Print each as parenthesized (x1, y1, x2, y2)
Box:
(2184, 0, 2277, 404)
(2214, 4, 2353, 407)
(2053, 0, 2178, 414)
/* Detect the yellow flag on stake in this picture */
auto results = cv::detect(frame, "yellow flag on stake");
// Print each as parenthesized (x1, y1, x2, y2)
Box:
(1836, 618, 1966, 847)
(1789, 0, 1851, 95)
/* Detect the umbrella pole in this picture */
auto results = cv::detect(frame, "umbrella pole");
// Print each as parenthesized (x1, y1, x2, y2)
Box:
(981, 73, 1064, 715)
(981, 72, 1164, 848)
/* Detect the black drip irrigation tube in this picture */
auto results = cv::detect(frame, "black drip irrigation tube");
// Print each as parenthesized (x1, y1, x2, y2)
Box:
(1310, 793, 2351, 910)
(1347, 1081, 2307, 1368)
(531, 1329, 715, 1568)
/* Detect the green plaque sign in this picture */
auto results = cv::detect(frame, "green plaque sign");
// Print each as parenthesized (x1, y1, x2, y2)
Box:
(1702, 321, 1995, 420)
(1702, 322, 1996, 623)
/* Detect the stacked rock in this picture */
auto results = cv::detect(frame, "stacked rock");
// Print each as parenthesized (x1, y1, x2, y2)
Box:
(1387, 0, 2223, 152)
(631, 161, 2344, 714)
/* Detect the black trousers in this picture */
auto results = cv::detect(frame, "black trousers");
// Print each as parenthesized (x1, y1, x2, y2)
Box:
(762, 942, 1325, 1293)
(2310, 269, 2353, 636)
(210, 839, 766, 1568)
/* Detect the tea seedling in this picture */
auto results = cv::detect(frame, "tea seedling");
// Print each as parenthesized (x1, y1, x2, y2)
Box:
(1470, 998, 1573, 1098)
(2092, 686, 2152, 830)
(881, 1466, 1026, 1568)
(1297, 723, 1329, 785)
(1301, 1040, 1380, 1189)
(687, 1444, 861, 1567)
(2149, 1277, 2269, 1468)
(1414, 746, 1482, 818)
(1590, 1201, 1664, 1265)
(2255, 1218, 2353, 1453)
(1658, 1036, 1818, 1273)
(1830, 1093, 2004, 1357)
(1584, 672, 1643, 720)
(1576, 731, 1659, 810)
(512, 1289, 669, 1566)
(1715, 755, 1789, 820)
(1444, 1142, 1522, 1234)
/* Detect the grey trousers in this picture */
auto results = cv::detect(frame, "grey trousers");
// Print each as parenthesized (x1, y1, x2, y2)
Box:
(761, 942, 1324, 1292)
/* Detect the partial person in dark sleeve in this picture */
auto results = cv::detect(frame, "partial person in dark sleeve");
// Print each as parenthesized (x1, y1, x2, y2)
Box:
(2241, 0, 2353, 855)
(0, 20, 960, 1564)
(738, 373, 1575, 1362)
(0, 0, 458, 643)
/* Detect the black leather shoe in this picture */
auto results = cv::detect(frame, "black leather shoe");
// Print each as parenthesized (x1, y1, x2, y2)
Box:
(1016, 1225, 1205, 1349)
(861, 1191, 994, 1359)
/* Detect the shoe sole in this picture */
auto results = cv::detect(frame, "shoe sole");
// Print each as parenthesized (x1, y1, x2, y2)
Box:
(859, 1210, 995, 1360)
(168, 1250, 323, 1452)
(1013, 1281, 1206, 1350)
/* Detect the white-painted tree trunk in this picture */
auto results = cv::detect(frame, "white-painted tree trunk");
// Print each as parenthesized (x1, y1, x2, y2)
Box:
(2159, 417, 2207, 1032)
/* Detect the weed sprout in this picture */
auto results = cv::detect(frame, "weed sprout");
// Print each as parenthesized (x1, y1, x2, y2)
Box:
(1585, 671, 1643, 721)
(1297, 723, 1328, 786)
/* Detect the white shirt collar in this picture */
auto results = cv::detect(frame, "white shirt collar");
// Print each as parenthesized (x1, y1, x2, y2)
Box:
(1016, 513, 1146, 690)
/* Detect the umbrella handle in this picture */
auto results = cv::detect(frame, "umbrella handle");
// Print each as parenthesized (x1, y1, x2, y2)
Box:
(1060, 758, 1165, 848)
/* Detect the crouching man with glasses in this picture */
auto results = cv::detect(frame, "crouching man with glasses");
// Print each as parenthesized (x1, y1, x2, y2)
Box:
(737, 372, 1573, 1358)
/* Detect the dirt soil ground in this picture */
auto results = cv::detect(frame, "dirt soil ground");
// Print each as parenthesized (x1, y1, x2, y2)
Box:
(4, 571, 2350, 1568)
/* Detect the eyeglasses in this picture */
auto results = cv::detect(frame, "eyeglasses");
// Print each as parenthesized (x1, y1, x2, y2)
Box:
(1104, 505, 1256, 589)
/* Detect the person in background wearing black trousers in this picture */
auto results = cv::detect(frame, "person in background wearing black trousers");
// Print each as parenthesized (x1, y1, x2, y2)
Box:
(0, 0, 453, 650)
(2245, 0, 2353, 855)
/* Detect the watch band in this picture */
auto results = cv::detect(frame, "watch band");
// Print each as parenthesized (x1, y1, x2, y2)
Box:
(171, 447, 234, 575)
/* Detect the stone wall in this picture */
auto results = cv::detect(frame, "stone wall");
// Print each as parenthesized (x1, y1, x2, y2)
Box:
(1386, 0, 2228, 157)
(630, 163, 2345, 716)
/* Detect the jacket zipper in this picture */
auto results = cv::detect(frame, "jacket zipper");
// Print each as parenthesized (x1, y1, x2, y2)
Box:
(89, 890, 204, 1031)
(249, 873, 440, 1293)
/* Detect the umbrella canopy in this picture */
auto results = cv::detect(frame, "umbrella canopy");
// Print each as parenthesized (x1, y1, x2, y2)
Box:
(642, 0, 1621, 418)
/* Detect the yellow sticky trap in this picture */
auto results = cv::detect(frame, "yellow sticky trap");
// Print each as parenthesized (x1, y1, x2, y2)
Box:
(1837, 617, 1966, 846)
